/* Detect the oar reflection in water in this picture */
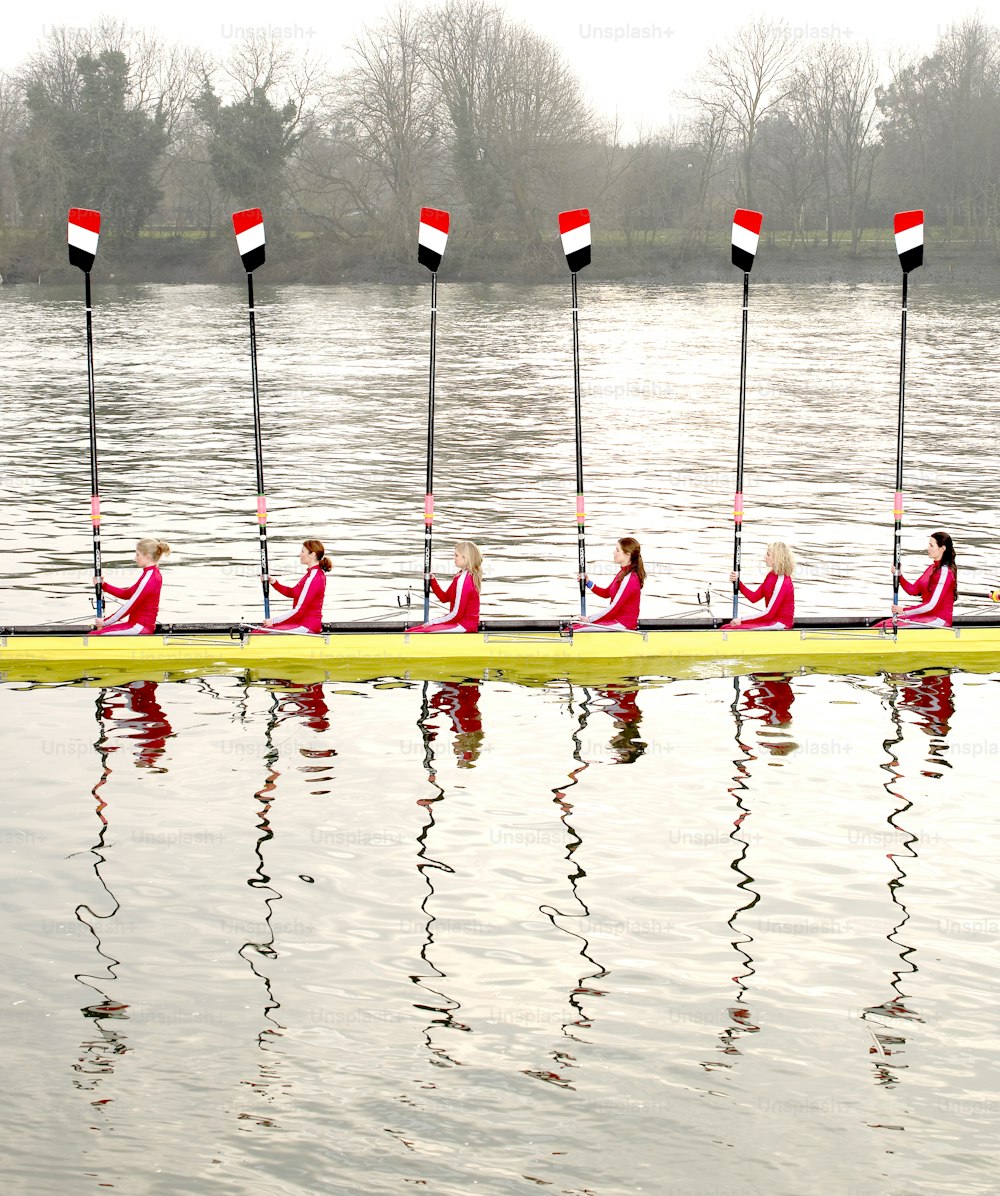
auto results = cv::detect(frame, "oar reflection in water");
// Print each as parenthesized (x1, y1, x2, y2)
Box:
(72, 682, 174, 1098)
(237, 681, 335, 1123)
(855, 670, 953, 1083)
(704, 675, 782, 1068)
(409, 681, 467, 1066)
(533, 683, 608, 1089)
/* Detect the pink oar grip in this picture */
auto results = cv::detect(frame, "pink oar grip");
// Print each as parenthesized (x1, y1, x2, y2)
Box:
(90, 496, 101, 523)
(893, 490, 904, 518)
(424, 493, 434, 524)
(733, 491, 744, 523)
(257, 495, 267, 523)
(576, 495, 585, 522)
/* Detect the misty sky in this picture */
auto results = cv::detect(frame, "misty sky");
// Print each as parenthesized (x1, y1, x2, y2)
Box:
(1, 2, 962, 134)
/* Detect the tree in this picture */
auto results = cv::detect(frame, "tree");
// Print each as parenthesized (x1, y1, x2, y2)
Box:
(421, 0, 595, 252)
(696, 18, 799, 209)
(196, 33, 314, 225)
(335, 4, 439, 256)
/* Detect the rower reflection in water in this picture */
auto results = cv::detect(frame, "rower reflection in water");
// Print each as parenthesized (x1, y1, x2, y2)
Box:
(571, 536, 644, 632)
(407, 541, 482, 633)
(593, 686, 646, 764)
(741, 674, 797, 757)
(877, 531, 958, 629)
(91, 538, 170, 635)
(723, 541, 795, 630)
(98, 680, 174, 771)
(255, 539, 331, 634)
(425, 681, 484, 765)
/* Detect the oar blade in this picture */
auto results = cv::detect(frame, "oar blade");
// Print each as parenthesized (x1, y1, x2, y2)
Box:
(233, 208, 265, 272)
(894, 210, 924, 273)
(732, 209, 763, 272)
(68, 208, 100, 272)
(558, 209, 591, 273)
(418, 207, 450, 272)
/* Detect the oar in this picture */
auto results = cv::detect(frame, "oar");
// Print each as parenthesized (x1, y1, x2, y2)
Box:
(730, 209, 763, 621)
(558, 209, 592, 616)
(68, 208, 104, 616)
(890, 210, 924, 627)
(417, 207, 450, 622)
(232, 208, 270, 619)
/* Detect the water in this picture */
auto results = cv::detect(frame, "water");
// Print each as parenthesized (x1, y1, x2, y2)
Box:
(1, 283, 999, 1194)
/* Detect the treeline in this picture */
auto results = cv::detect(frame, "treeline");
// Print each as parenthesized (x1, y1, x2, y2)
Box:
(0, 7, 998, 281)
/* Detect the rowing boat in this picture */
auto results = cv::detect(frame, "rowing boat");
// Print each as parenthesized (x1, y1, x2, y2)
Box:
(3, 617, 1000, 684)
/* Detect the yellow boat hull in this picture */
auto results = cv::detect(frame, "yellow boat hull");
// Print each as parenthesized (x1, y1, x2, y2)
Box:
(3, 626, 1000, 684)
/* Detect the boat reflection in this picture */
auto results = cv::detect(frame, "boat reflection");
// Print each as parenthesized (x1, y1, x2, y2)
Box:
(860, 670, 953, 1084)
(72, 682, 175, 1098)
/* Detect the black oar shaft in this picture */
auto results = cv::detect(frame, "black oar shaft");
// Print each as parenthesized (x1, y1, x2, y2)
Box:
(572, 272, 587, 616)
(423, 272, 438, 623)
(247, 272, 270, 619)
(84, 271, 103, 617)
(892, 272, 908, 608)
(732, 271, 749, 621)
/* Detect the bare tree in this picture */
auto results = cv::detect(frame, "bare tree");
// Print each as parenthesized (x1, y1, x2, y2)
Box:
(697, 18, 799, 209)
(831, 46, 880, 254)
(335, 4, 439, 255)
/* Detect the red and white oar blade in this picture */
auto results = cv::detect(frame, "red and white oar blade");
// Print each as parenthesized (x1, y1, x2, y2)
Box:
(732, 209, 763, 272)
(418, 207, 450, 272)
(894, 210, 924, 273)
(68, 208, 100, 272)
(233, 208, 265, 272)
(558, 209, 591, 273)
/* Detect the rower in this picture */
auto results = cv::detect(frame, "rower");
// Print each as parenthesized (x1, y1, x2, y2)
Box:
(255, 539, 330, 634)
(570, 536, 645, 632)
(407, 541, 482, 633)
(722, 541, 795, 630)
(92, 538, 170, 636)
(876, 530, 957, 628)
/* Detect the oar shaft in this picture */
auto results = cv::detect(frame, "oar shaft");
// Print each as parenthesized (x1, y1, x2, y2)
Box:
(732, 271, 749, 621)
(84, 271, 103, 617)
(423, 272, 438, 623)
(247, 272, 270, 619)
(572, 272, 586, 616)
(892, 272, 908, 609)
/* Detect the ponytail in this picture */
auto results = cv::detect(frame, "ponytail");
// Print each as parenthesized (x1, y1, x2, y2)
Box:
(137, 537, 170, 562)
(618, 536, 645, 588)
(303, 539, 332, 572)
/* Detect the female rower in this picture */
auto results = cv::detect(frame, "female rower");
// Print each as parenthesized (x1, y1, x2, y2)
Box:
(876, 530, 957, 628)
(722, 541, 795, 630)
(571, 536, 645, 632)
(256, 539, 331, 634)
(408, 541, 482, 633)
(92, 538, 170, 636)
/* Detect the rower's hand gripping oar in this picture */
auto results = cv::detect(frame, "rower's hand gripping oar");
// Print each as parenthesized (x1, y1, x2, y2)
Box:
(558, 209, 592, 617)
(417, 207, 450, 623)
(68, 208, 104, 617)
(232, 208, 270, 619)
(730, 209, 763, 622)
(891, 210, 924, 627)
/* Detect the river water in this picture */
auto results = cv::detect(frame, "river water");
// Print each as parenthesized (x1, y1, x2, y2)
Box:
(1, 282, 999, 1194)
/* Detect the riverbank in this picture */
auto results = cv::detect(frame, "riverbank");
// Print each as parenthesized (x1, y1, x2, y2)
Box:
(3, 228, 1000, 286)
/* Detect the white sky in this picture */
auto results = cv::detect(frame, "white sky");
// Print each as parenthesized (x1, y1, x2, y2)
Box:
(0, 2, 968, 135)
